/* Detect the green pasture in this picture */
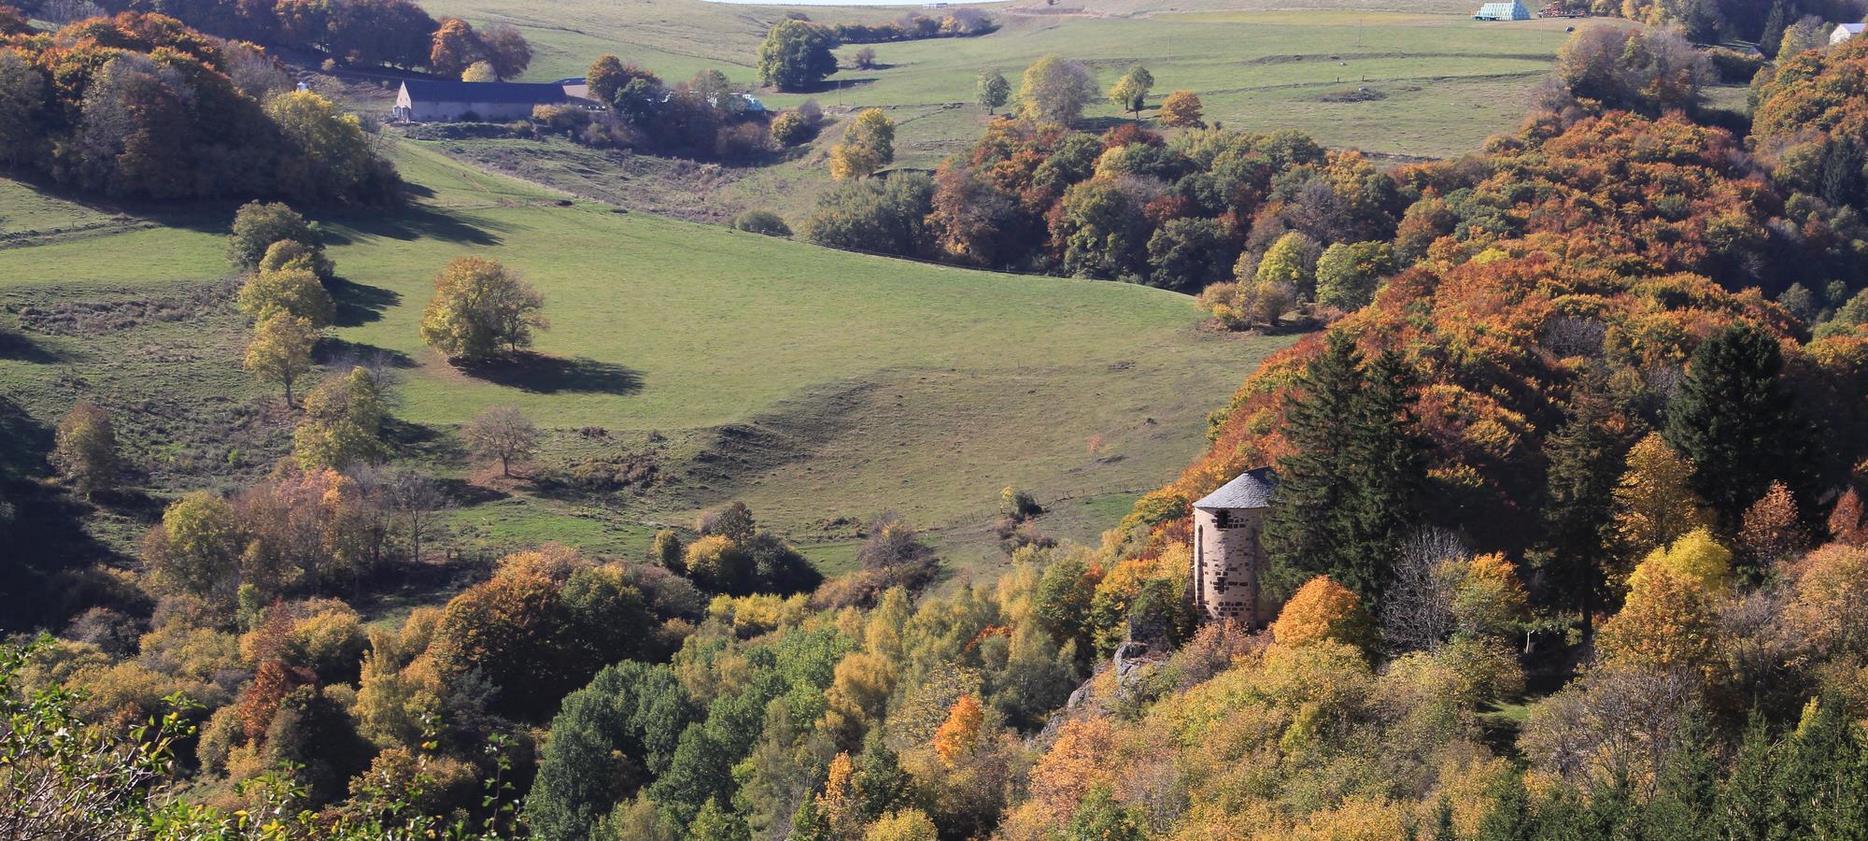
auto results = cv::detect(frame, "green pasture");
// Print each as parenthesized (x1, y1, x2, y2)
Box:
(0, 141, 1291, 568)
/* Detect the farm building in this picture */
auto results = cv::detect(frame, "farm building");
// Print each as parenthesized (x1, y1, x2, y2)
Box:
(1190, 467, 1278, 625)
(392, 80, 571, 122)
(1474, 1, 1532, 20)
(1832, 23, 1865, 45)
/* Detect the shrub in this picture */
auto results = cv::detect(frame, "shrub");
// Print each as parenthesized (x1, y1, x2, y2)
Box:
(732, 210, 792, 237)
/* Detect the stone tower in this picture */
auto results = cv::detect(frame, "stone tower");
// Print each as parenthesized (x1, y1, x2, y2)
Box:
(1190, 467, 1277, 625)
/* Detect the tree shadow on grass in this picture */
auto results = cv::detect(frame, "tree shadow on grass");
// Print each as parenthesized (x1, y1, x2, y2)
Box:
(0, 394, 50, 478)
(0, 329, 64, 363)
(315, 337, 415, 369)
(456, 352, 643, 396)
(329, 278, 401, 327)
(321, 197, 505, 247)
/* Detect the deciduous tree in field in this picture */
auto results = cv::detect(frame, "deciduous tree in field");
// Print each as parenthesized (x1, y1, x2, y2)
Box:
(976, 69, 1009, 114)
(428, 17, 480, 77)
(829, 108, 895, 181)
(244, 311, 318, 405)
(757, 20, 838, 92)
(238, 266, 335, 327)
(479, 23, 533, 79)
(1157, 89, 1203, 128)
(228, 201, 323, 272)
(293, 366, 389, 470)
(1107, 64, 1151, 118)
(419, 257, 547, 361)
(460, 61, 497, 82)
(52, 402, 122, 500)
(1017, 54, 1096, 125)
(463, 406, 541, 477)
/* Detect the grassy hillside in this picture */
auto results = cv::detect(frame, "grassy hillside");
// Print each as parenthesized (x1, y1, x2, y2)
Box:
(0, 140, 1290, 572)
(403, 2, 1571, 219)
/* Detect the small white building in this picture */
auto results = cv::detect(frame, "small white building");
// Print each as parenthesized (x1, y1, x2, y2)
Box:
(1190, 467, 1277, 625)
(392, 80, 571, 122)
(1831, 23, 1865, 45)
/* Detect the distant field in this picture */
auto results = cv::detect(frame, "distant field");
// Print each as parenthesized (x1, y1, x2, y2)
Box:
(407, 1, 1572, 219)
(0, 142, 1291, 570)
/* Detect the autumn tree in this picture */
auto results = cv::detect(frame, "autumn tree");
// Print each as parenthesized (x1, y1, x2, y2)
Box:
(419, 257, 547, 362)
(587, 54, 629, 103)
(1157, 89, 1203, 128)
(829, 108, 894, 181)
(478, 23, 533, 79)
(1831, 488, 1867, 546)
(238, 267, 334, 327)
(460, 61, 497, 82)
(976, 69, 1009, 114)
(463, 405, 541, 477)
(266, 91, 384, 204)
(245, 311, 318, 405)
(1107, 64, 1152, 118)
(1611, 433, 1714, 563)
(1736, 481, 1806, 569)
(933, 694, 984, 766)
(1664, 323, 1812, 525)
(51, 402, 122, 500)
(757, 20, 838, 91)
(1271, 575, 1373, 649)
(293, 366, 388, 470)
(1018, 54, 1097, 125)
(428, 17, 480, 77)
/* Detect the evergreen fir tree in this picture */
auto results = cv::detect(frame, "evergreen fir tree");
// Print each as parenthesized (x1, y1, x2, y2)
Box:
(1266, 334, 1426, 610)
(1539, 368, 1629, 642)
(1266, 332, 1372, 599)
(1642, 719, 1720, 841)
(1474, 771, 1533, 841)
(1717, 714, 1781, 841)
(1760, 2, 1788, 58)
(1664, 323, 1813, 530)
(1430, 798, 1457, 841)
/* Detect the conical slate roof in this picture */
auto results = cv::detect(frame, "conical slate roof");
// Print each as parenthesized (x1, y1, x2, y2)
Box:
(1192, 467, 1277, 510)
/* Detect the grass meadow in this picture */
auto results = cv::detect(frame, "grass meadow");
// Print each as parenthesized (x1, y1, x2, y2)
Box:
(406, 0, 1575, 219)
(0, 140, 1292, 572)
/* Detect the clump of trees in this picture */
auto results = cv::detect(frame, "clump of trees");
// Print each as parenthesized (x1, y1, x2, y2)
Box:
(1552, 24, 1711, 115)
(0, 13, 399, 202)
(653, 502, 823, 596)
(556, 56, 773, 160)
(428, 16, 531, 80)
(826, 9, 996, 44)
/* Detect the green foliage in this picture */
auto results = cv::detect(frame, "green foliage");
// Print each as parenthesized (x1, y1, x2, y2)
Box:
(293, 366, 389, 471)
(758, 20, 839, 92)
(1313, 240, 1394, 311)
(526, 660, 697, 841)
(732, 209, 792, 237)
(1018, 54, 1097, 125)
(50, 402, 122, 500)
(419, 256, 548, 362)
(977, 69, 1010, 114)
(239, 266, 336, 327)
(1265, 335, 1427, 609)
(228, 201, 323, 272)
(805, 173, 934, 258)
(1664, 323, 1813, 526)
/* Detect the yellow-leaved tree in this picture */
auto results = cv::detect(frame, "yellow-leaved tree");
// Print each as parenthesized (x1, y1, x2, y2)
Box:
(1598, 529, 1731, 675)
(828, 108, 895, 181)
(1611, 432, 1714, 566)
(1271, 575, 1373, 650)
(932, 693, 984, 766)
